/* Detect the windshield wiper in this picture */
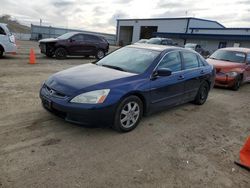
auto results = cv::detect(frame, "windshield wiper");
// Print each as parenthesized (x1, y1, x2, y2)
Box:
(101, 64, 127, 72)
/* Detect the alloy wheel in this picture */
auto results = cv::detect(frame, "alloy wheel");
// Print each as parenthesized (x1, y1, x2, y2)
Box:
(120, 101, 140, 128)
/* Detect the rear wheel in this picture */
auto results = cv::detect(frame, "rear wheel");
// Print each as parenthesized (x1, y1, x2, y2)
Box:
(232, 75, 242, 91)
(55, 48, 67, 59)
(113, 96, 143, 132)
(193, 82, 209, 105)
(95, 49, 105, 60)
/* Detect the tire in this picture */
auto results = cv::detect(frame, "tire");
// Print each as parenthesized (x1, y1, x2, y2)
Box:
(95, 49, 105, 60)
(55, 48, 67, 59)
(193, 82, 209, 105)
(113, 96, 143, 132)
(0, 49, 3, 58)
(231, 75, 242, 91)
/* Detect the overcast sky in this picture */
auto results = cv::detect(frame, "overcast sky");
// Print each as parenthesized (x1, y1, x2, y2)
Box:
(0, 0, 250, 33)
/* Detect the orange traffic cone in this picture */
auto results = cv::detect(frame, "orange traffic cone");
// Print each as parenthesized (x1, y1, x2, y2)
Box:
(235, 137, 250, 171)
(29, 48, 36, 64)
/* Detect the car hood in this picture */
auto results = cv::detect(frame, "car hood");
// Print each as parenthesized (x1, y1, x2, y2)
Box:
(207, 58, 244, 72)
(39, 38, 59, 43)
(45, 63, 137, 96)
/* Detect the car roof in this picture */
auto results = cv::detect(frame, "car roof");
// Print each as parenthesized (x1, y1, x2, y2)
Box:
(128, 43, 183, 52)
(70, 32, 102, 37)
(219, 47, 250, 53)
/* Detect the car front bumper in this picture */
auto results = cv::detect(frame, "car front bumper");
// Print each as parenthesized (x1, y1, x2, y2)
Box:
(40, 87, 117, 126)
(5, 43, 17, 54)
(214, 74, 236, 88)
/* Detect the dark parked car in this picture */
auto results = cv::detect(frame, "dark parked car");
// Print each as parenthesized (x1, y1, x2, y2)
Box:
(185, 43, 210, 57)
(147, 37, 177, 46)
(40, 44, 215, 132)
(39, 32, 109, 59)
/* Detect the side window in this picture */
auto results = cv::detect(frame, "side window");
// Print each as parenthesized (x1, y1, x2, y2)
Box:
(85, 35, 100, 42)
(182, 52, 199, 69)
(158, 52, 182, 72)
(0, 26, 6, 35)
(71, 34, 84, 41)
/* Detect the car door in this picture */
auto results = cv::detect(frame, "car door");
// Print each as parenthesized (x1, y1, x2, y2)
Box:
(68, 34, 85, 55)
(0, 25, 8, 49)
(181, 51, 205, 102)
(150, 51, 185, 111)
(83, 35, 100, 55)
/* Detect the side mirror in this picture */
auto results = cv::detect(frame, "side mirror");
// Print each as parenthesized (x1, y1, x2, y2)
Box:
(152, 68, 172, 79)
(69, 38, 75, 42)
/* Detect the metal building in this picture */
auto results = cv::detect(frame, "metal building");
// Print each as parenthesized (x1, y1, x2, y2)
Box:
(116, 17, 250, 53)
(31, 24, 116, 45)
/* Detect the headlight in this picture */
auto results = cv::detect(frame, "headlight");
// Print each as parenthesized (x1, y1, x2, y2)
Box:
(9, 35, 15, 44)
(226, 72, 238, 77)
(70, 89, 110, 104)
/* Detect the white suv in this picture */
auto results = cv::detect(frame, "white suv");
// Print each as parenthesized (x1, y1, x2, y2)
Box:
(0, 23, 17, 58)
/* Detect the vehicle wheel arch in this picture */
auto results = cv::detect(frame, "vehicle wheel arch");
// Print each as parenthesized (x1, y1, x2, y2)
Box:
(0, 44, 5, 52)
(202, 79, 211, 90)
(55, 45, 68, 53)
(118, 92, 147, 115)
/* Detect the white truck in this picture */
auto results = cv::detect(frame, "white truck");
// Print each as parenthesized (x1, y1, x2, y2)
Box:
(0, 23, 17, 58)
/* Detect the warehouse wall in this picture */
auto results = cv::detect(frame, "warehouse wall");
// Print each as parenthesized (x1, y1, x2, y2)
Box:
(31, 25, 116, 45)
(117, 19, 188, 44)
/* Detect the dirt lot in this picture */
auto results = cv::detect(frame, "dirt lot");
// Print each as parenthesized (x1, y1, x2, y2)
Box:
(0, 40, 249, 188)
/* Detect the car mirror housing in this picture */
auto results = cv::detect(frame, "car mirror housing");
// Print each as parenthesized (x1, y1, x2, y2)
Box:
(152, 68, 172, 79)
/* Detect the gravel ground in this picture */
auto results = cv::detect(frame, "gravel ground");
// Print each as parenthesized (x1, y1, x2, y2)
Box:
(0, 40, 249, 188)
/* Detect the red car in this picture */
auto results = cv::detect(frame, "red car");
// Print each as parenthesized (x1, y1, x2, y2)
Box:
(207, 47, 250, 90)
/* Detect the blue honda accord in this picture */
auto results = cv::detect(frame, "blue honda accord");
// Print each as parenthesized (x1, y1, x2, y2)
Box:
(40, 44, 215, 132)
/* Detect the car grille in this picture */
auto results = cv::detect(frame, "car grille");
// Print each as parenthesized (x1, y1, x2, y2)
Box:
(45, 85, 67, 98)
(216, 68, 221, 73)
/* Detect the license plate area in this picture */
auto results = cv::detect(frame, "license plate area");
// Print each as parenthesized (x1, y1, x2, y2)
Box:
(42, 97, 52, 110)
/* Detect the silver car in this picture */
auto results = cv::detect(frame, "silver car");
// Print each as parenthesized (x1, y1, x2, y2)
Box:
(0, 23, 17, 58)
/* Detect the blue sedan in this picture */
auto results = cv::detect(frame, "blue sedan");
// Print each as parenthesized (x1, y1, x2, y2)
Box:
(40, 44, 215, 132)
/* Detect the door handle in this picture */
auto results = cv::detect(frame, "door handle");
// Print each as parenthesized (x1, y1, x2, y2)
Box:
(200, 70, 205, 74)
(178, 75, 185, 80)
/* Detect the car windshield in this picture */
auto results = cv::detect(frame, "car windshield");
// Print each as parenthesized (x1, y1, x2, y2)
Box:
(147, 38, 161, 44)
(96, 47, 160, 74)
(57, 32, 76, 40)
(210, 50, 246, 63)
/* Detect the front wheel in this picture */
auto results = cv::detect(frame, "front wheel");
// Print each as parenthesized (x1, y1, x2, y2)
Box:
(193, 82, 209, 105)
(95, 49, 105, 60)
(113, 96, 143, 132)
(55, 48, 67, 59)
(231, 75, 242, 91)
